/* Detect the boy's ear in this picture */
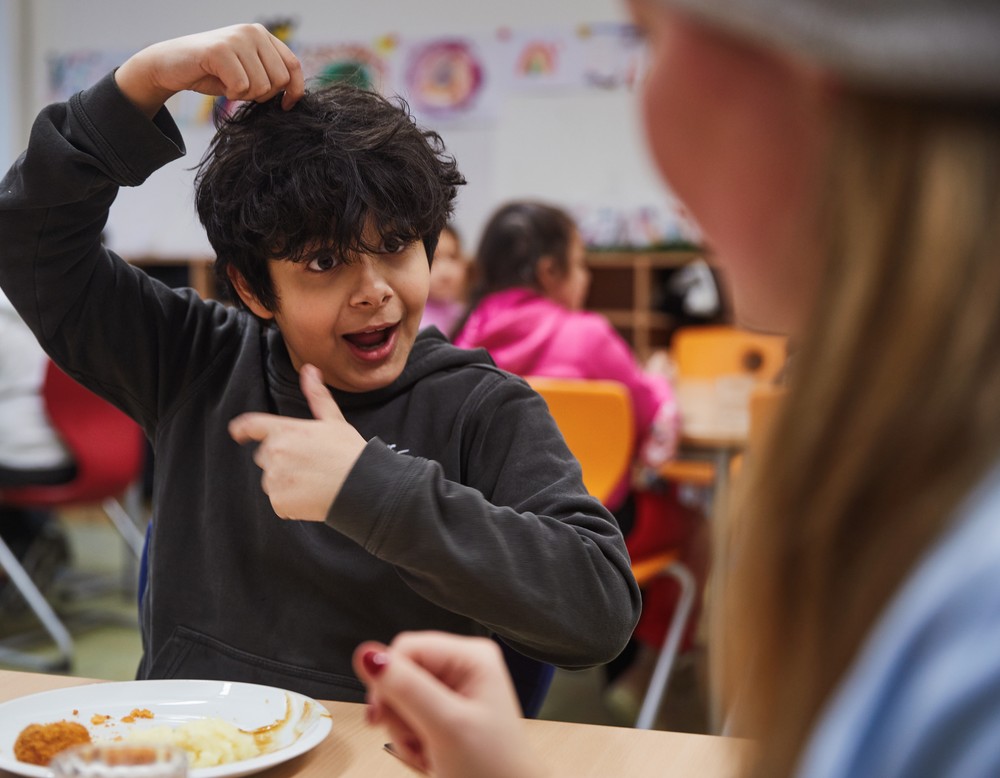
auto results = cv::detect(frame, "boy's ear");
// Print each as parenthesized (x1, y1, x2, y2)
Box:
(227, 267, 274, 320)
(535, 255, 562, 295)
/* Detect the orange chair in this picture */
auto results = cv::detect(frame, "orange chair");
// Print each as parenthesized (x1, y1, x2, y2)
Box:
(659, 325, 787, 501)
(671, 325, 787, 382)
(527, 376, 698, 728)
(0, 361, 146, 671)
(525, 377, 635, 504)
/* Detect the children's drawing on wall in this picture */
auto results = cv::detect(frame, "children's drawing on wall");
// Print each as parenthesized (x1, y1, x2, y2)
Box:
(580, 22, 646, 90)
(499, 28, 583, 91)
(397, 36, 499, 123)
(47, 21, 647, 124)
(300, 41, 390, 92)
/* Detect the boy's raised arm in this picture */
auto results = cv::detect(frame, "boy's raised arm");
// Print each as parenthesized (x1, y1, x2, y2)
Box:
(114, 23, 304, 118)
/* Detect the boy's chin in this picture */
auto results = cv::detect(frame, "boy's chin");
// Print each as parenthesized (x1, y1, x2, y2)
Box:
(328, 360, 409, 393)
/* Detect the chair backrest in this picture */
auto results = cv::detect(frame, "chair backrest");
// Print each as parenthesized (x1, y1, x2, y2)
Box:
(526, 377, 634, 506)
(671, 325, 787, 383)
(0, 362, 145, 506)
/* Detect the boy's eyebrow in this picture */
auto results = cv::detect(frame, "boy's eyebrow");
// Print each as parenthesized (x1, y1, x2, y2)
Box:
(277, 222, 425, 263)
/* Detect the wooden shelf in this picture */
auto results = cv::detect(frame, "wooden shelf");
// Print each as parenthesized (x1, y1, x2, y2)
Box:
(127, 256, 217, 299)
(585, 249, 704, 361)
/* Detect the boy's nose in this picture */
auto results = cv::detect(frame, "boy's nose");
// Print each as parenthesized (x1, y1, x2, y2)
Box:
(350, 260, 393, 307)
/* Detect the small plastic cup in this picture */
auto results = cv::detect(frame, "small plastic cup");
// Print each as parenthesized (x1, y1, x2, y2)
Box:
(50, 743, 188, 778)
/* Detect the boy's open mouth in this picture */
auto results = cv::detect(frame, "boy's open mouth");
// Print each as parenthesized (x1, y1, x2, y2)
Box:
(343, 323, 399, 352)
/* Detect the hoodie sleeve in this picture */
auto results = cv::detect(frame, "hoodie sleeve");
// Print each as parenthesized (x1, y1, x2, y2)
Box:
(327, 373, 642, 668)
(0, 72, 241, 429)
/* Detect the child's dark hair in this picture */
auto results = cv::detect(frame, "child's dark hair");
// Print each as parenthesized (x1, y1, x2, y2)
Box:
(195, 84, 465, 312)
(452, 201, 576, 338)
(470, 201, 576, 298)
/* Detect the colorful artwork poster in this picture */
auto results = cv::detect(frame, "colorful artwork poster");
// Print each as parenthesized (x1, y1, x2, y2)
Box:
(499, 27, 584, 91)
(580, 22, 647, 90)
(47, 50, 132, 102)
(395, 35, 499, 124)
(299, 42, 391, 93)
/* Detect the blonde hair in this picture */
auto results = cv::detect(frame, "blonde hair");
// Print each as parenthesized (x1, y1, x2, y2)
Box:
(718, 94, 1000, 776)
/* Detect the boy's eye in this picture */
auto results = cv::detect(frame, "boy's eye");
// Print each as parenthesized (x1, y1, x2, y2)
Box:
(379, 239, 410, 254)
(306, 255, 341, 272)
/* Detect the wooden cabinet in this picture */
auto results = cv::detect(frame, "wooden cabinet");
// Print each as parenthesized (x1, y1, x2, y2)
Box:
(585, 250, 705, 361)
(129, 256, 217, 299)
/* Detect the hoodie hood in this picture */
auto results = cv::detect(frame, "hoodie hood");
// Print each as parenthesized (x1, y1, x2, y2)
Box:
(266, 324, 493, 412)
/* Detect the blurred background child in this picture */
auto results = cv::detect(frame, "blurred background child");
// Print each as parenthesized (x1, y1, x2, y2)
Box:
(420, 224, 470, 339)
(455, 201, 680, 523)
(454, 201, 702, 714)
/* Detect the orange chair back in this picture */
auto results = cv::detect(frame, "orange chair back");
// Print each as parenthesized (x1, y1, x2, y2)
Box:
(672, 325, 787, 383)
(526, 377, 634, 505)
(0, 362, 145, 506)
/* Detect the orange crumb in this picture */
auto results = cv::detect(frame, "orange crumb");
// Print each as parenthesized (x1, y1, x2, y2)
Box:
(91, 714, 111, 726)
(14, 721, 91, 766)
(121, 709, 154, 724)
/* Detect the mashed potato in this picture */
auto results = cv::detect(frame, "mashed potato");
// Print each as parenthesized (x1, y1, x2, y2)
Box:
(124, 719, 260, 767)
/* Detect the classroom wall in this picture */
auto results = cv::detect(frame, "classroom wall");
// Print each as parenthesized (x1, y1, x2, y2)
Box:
(0, 0, 25, 169)
(6, 0, 673, 259)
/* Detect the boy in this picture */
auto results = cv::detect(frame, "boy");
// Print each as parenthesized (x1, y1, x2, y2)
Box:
(0, 24, 639, 701)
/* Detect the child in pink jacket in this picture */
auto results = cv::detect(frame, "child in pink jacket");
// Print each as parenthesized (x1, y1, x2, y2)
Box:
(454, 201, 678, 516)
(455, 201, 703, 720)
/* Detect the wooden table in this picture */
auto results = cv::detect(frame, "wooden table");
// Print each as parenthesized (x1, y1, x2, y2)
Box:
(654, 377, 756, 520)
(0, 670, 746, 777)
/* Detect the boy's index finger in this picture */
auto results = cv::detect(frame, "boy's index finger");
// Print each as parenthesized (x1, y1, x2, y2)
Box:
(229, 411, 283, 444)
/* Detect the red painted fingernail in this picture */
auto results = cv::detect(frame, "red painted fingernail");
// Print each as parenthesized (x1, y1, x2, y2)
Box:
(362, 649, 389, 677)
(404, 737, 423, 756)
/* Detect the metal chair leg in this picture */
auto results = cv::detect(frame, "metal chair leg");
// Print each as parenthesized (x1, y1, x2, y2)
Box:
(634, 560, 697, 729)
(0, 535, 73, 671)
(102, 496, 145, 559)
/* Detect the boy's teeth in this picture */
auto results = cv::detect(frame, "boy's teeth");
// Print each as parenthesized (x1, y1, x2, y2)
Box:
(346, 327, 390, 348)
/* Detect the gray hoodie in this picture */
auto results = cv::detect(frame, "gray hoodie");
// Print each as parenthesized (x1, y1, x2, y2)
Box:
(0, 73, 641, 701)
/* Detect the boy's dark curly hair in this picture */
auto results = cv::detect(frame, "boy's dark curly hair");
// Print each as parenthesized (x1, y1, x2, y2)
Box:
(194, 84, 465, 313)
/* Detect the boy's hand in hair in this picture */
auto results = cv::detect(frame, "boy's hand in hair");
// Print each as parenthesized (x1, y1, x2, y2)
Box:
(228, 364, 366, 522)
(115, 23, 304, 119)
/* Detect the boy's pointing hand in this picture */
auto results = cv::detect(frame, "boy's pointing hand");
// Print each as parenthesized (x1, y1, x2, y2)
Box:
(116, 23, 305, 119)
(228, 364, 366, 522)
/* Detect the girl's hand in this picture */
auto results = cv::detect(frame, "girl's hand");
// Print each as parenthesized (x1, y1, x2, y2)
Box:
(353, 632, 547, 778)
(115, 23, 304, 118)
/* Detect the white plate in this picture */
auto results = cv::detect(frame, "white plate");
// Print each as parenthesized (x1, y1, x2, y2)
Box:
(0, 680, 332, 778)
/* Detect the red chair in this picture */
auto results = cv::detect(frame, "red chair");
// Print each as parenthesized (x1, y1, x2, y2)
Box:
(0, 361, 146, 671)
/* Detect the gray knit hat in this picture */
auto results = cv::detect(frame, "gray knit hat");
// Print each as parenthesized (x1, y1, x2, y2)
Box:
(658, 0, 1000, 98)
